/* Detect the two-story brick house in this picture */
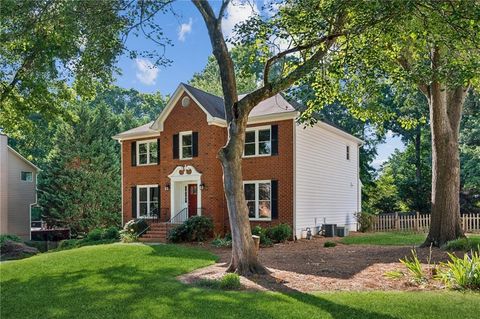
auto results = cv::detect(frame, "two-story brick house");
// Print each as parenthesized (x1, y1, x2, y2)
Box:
(113, 83, 362, 241)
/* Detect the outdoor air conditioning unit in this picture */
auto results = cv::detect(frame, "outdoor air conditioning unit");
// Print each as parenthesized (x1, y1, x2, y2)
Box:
(336, 226, 349, 237)
(323, 224, 337, 237)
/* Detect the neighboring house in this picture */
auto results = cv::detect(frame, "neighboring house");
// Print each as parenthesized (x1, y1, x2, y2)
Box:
(0, 134, 39, 240)
(113, 83, 362, 241)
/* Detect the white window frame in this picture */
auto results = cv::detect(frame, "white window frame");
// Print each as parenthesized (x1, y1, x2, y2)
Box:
(243, 125, 272, 158)
(137, 139, 158, 166)
(21, 171, 33, 182)
(137, 184, 159, 218)
(179, 131, 193, 160)
(243, 180, 272, 221)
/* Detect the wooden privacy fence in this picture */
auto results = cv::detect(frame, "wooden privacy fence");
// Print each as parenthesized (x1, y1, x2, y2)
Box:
(371, 213, 480, 233)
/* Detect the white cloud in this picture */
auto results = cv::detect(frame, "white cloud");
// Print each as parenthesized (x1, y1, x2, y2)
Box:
(222, 1, 259, 38)
(178, 18, 193, 42)
(134, 58, 159, 86)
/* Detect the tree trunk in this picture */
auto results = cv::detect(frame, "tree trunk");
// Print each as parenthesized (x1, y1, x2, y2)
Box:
(413, 127, 422, 212)
(422, 79, 466, 246)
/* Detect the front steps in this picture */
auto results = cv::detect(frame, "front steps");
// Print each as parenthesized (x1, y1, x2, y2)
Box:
(138, 223, 169, 243)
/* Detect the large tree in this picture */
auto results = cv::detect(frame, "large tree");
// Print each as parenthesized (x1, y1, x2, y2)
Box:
(304, 0, 480, 246)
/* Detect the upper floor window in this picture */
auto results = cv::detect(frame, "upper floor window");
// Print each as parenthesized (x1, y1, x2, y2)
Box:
(244, 126, 271, 157)
(180, 131, 193, 159)
(346, 145, 350, 160)
(21, 171, 33, 182)
(244, 180, 271, 220)
(137, 140, 158, 165)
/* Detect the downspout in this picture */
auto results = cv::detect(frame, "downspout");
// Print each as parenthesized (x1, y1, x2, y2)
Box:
(119, 140, 124, 226)
(292, 119, 297, 240)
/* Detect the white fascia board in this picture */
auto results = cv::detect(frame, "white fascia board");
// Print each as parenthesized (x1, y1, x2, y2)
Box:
(315, 121, 364, 145)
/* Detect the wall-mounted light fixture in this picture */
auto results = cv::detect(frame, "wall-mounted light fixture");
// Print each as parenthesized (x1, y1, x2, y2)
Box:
(164, 184, 170, 191)
(200, 183, 205, 190)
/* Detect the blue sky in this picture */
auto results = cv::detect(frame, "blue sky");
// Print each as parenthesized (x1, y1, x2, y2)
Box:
(113, 0, 404, 169)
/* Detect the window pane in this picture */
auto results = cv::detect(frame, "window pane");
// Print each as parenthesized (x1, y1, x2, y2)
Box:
(149, 142, 158, 162)
(258, 183, 271, 200)
(139, 188, 147, 201)
(244, 143, 255, 156)
(139, 203, 148, 216)
(245, 131, 255, 143)
(21, 171, 32, 181)
(244, 184, 255, 200)
(247, 201, 256, 218)
(139, 154, 148, 164)
(138, 143, 147, 154)
(258, 201, 271, 219)
(149, 202, 159, 216)
(182, 134, 192, 146)
(182, 146, 192, 158)
(259, 141, 271, 155)
(150, 187, 159, 202)
(259, 129, 270, 142)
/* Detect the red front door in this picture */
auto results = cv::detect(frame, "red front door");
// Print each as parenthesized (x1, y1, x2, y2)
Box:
(188, 184, 197, 217)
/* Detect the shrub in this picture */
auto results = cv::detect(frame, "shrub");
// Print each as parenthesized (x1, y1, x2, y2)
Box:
(196, 278, 221, 289)
(120, 219, 149, 243)
(0, 234, 21, 248)
(211, 235, 232, 248)
(324, 241, 336, 248)
(354, 212, 374, 232)
(446, 237, 480, 251)
(220, 273, 241, 290)
(436, 250, 480, 290)
(168, 216, 214, 243)
(102, 226, 120, 240)
(86, 228, 103, 241)
(265, 224, 292, 243)
(251, 226, 273, 247)
(400, 249, 427, 284)
(58, 239, 79, 250)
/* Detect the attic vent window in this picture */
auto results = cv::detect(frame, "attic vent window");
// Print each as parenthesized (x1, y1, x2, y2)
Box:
(181, 96, 190, 107)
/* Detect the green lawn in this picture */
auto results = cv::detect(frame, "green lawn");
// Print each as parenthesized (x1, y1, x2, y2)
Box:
(340, 232, 480, 246)
(1, 243, 479, 319)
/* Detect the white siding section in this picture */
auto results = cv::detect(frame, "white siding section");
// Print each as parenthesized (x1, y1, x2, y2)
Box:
(295, 123, 360, 237)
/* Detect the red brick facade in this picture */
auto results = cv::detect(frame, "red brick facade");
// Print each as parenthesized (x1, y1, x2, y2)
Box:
(121, 91, 294, 234)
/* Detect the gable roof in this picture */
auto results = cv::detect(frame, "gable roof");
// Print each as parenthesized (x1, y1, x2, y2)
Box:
(181, 83, 226, 119)
(112, 121, 157, 140)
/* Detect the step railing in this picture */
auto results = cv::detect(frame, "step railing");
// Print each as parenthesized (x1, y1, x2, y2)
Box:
(167, 207, 206, 224)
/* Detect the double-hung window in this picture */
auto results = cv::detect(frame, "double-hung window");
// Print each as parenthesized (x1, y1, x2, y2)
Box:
(180, 131, 193, 159)
(244, 126, 271, 157)
(244, 181, 271, 220)
(137, 185, 159, 218)
(137, 140, 158, 165)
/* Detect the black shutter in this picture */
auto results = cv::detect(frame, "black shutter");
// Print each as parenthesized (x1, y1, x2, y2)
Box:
(173, 134, 179, 159)
(157, 185, 161, 218)
(271, 180, 278, 219)
(192, 132, 199, 157)
(131, 141, 137, 166)
(131, 186, 137, 218)
(157, 138, 160, 164)
(271, 125, 278, 155)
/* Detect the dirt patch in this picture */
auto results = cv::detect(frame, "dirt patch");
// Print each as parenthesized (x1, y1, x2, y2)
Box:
(180, 236, 452, 292)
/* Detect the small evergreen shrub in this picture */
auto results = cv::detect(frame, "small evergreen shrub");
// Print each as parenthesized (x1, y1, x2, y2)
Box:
(86, 228, 103, 241)
(265, 224, 292, 243)
(436, 249, 480, 290)
(220, 273, 241, 290)
(0, 234, 21, 248)
(58, 239, 79, 250)
(251, 226, 273, 247)
(355, 212, 374, 232)
(324, 241, 337, 248)
(102, 226, 120, 240)
(168, 216, 214, 243)
(446, 237, 480, 251)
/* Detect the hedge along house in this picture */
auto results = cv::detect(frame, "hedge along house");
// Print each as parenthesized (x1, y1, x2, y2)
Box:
(113, 83, 362, 242)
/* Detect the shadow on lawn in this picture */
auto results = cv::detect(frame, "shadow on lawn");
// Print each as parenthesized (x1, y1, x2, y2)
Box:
(1, 244, 397, 319)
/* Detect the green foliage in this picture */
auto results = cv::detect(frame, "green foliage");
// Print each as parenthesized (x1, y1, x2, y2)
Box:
(460, 91, 480, 193)
(437, 250, 480, 290)
(400, 250, 427, 284)
(168, 216, 214, 243)
(251, 226, 273, 247)
(87, 229, 104, 242)
(220, 274, 242, 290)
(103, 226, 120, 240)
(265, 224, 292, 243)
(323, 241, 336, 248)
(384, 270, 405, 280)
(211, 235, 232, 248)
(354, 212, 374, 232)
(58, 239, 79, 250)
(446, 238, 480, 251)
(0, 234, 22, 247)
(120, 219, 149, 243)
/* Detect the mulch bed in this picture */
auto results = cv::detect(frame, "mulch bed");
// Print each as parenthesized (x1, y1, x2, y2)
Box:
(179, 235, 454, 292)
